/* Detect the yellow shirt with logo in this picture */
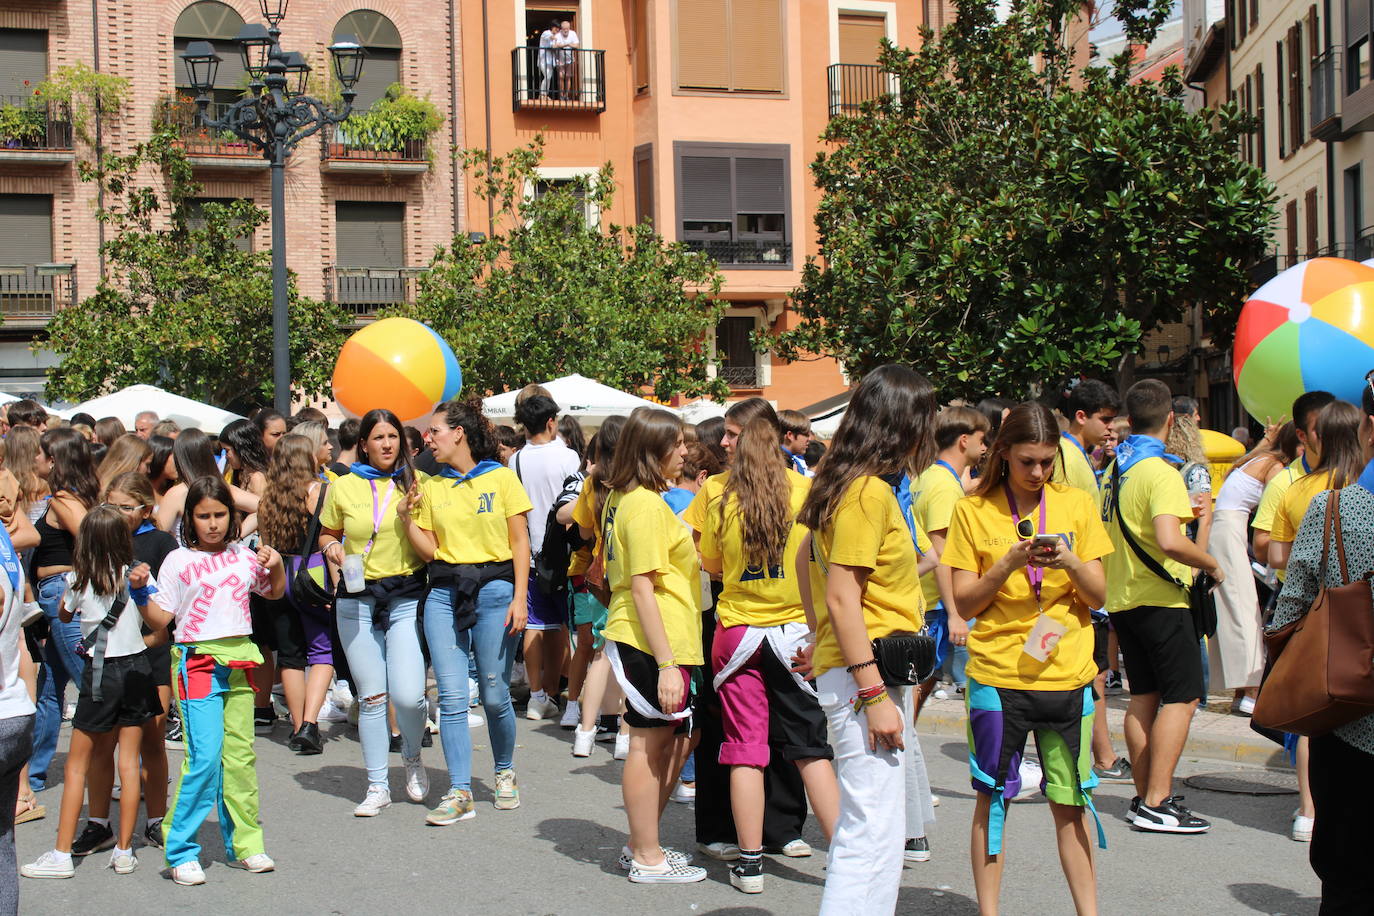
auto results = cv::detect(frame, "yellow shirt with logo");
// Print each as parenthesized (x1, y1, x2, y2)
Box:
(1101, 455, 1194, 613)
(912, 462, 966, 611)
(808, 475, 924, 679)
(1253, 458, 1307, 534)
(942, 482, 1113, 690)
(1056, 435, 1101, 506)
(416, 467, 532, 565)
(319, 472, 425, 580)
(601, 486, 704, 665)
(698, 472, 810, 629)
(1270, 469, 1335, 544)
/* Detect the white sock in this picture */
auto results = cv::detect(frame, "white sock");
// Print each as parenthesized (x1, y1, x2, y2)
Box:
(113, 845, 132, 858)
(531, 690, 547, 702)
(88, 817, 110, 828)
(50, 849, 72, 864)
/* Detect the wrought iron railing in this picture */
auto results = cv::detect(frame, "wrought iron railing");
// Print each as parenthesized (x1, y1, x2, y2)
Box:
(827, 63, 893, 117)
(0, 94, 73, 150)
(0, 264, 76, 319)
(324, 265, 425, 318)
(320, 121, 428, 163)
(1355, 227, 1374, 262)
(718, 365, 761, 388)
(164, 99, 261, 158)
(511, 47, 606, 113)
(1311, 49, 1340, 136)
(683, 239, 792, 267)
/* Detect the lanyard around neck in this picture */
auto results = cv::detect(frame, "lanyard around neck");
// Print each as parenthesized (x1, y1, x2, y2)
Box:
(1003, 480, 1047, 606)
(935, 459, 962, 485)
(364, 479, 396, 558)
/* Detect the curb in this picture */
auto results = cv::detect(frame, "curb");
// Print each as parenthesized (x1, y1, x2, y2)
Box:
(916, 705, 1288, 769)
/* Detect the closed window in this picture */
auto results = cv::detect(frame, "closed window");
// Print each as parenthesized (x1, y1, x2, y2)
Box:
(0, 29, 46, 99)
(633, 0, 650, 93)
(676, 142, 790, 267)
(335, 10, 402, 110)
(715, 315, 760, 388)
(676, 0, 784, 93)
(0, 194, 55, 311)
(634, 144, 654, 225)
(837, 13, 885, 67)
(174, 1, 247, 109)
(336, 201, 404, 267)
(532, 176, 595, 227)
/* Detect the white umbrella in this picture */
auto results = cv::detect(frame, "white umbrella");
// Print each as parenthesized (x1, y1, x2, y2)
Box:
(72, 384, 246, 433)
(483, 374, 678, 422)
(678, 399, 728, 424)
(0, 391, 74, 420)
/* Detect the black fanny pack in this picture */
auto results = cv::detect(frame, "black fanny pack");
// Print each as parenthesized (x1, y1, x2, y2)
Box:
(872, 633, 937, 686)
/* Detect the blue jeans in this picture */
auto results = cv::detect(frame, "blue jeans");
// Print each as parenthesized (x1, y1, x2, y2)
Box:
(424, 580, 517, 792)
(30, 575, 84, 791)
(336, 596, 426, 787)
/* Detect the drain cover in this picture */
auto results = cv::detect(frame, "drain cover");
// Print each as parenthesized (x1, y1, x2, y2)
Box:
(1184, 770, 1298, 795)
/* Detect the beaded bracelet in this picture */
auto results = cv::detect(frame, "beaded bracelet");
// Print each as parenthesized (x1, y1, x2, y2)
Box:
(846, 659, 877, 674)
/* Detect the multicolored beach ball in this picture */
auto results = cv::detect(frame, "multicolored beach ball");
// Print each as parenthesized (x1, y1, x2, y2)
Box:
(331, 317, 462, 425)
(1233, 257, 1374, 423)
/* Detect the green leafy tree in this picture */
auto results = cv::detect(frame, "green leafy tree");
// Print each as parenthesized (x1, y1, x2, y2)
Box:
(44, 132, 346, 410)
(398, 139, 728, 399)
(774, 0, 1275, 397)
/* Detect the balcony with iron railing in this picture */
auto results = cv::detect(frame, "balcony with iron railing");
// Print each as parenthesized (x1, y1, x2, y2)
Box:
(827, 63, 895, 117)
(511, 47, 606, 113)
(683, 238, 792, 268)
(718, 364, 762, 389)
(0, 95, 74, 162)
(1355, 226, 1374, 262)
(320, 121, 429, 175)
(324, 265, 425, 321)
(1311, 49, 1341, 141)
(160, 98, 267, 169)
(0, 263, 76, 322)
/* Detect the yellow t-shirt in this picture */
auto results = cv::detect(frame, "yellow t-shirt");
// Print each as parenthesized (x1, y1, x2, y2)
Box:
(600, 486, 704, 665)
(319, 472, 425, 580)
(682, 472, 727, 533)
(1270, 470, 1335, 544)
(1056, 434, 1101, 505)
(1101, 455, 1194, 612)
(912, 462, 966, 611)
(808, 475, 924, 679)
(415, 466, 532, 565)
(698, 472, 810, 629)
(1252, 458, 1307, 534)
(569, 484, 601, 576)
(942, 483, 1113, 690)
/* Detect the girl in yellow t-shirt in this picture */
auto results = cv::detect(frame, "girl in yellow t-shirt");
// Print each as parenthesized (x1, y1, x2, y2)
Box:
(699, 415, 839, 894)
(942, 401, 1111, 916)
(1269, 400, 1367, 570)
(399, 398, 530, 826)
(599, 407, 707, 884)
(795, 364, 936, 916)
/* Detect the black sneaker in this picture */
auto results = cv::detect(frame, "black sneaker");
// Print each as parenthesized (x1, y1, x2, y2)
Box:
(287, 727, 304, 752)
(595, 714, 619, 742)
(729, 857, 763, 894)
(903, 836, 931, 862)
(1123, 796, 1141, 823)
(389, 733, 402, 753)
(71, 820, 115, 856)
(1132, 796, 1210, 834)
(253, 707, 277, 734)
(294, 721, 323, 755)
(422, 728, 433, 748)
(1093, 757, 1133, 784)
(1104, 671, 1124, 694)
(164, 714, 183, 748)
(143, 820, 164, 849)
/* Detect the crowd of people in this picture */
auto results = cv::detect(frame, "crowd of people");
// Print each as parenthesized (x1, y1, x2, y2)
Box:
(0, 366, 1371, 914)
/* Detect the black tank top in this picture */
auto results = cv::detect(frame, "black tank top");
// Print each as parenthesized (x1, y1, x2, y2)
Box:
(32, 506, 74, 570)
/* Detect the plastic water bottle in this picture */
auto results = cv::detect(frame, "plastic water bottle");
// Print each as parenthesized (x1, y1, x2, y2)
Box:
(342, 554, 366, 593)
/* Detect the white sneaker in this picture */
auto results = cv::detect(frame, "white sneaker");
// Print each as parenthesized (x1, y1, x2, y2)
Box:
(317, 697, 348, 723)
(572, 725, 596, 757)
(20, 850, 74, 879)
(1237, 696, 1256, 716)
(404, 754, 428, 803)
(109, 849, 138, 875)
(932, 687, 950, 700)
(510, 661, 528, 688)
(696, 841, 741, 861)
(354, 785, 392, 817)
(614, 731, 630, 760)
(670, 781, 696, 804)
(468, 677, 481, 707)
(228, 853, 275, 873)
(467, 712, 485, 728)
(1292, 812, 1315, 842)
(526, 694, 559, 721)
(931, 794, 941, 807)
(19, 601, 42, 627)
(1015, 758, 1043, 800)
(772, 838, 811, 857)
(170, 860, 206, 885)
(560, 699, 581, 729)
(628, 859, 707, 884)
(331, 678, 355, 708)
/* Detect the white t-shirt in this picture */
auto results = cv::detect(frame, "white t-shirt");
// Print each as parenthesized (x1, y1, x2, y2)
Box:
(513, 439, 581, 558)
(64, 569, 150, 659)
(0, 541, 35, 719)
(156, 544, 272, 643)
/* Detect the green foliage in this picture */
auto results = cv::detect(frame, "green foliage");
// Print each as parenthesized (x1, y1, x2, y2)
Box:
(0, 101, 45, 142)
(339, 83, 442, 154)
(44, 132, 347, 410)
(395, 138, 728, 400)
(774, 0, 1276, 398)
(34, 62, 129, 146)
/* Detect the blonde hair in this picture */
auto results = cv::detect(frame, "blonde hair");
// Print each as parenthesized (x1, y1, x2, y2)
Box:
(1166, 413, 1206, 466)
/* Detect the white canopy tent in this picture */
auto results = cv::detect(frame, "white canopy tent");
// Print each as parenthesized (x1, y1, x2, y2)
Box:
(810, 407, 846, 439)
(72, 385, 246, 433)
(678, 399, 729, 424)
(483, 374, 678, 424)
(0, 391, 74, 420)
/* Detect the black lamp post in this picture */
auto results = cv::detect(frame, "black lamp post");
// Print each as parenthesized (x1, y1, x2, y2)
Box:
(180, 0, 364, 413)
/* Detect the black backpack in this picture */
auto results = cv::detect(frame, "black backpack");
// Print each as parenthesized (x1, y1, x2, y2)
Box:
(532, 474, 587, 598)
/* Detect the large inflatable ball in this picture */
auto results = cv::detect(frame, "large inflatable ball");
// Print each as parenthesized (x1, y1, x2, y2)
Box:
(1233, 257, 1374, 423)
(332, 317, 462, 425)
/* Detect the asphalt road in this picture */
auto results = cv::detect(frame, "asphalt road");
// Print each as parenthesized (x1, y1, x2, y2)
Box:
(16, 711, 1321, 915)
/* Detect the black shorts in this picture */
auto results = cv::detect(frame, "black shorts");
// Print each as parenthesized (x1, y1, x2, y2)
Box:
(269, 596, 309, 671)
(1111, 604, 1204, 705)
(249, 593, 278, 652)
(146, 640, 172, 688)
(610, 641, 699, 732)
(72, 652, 163, 733)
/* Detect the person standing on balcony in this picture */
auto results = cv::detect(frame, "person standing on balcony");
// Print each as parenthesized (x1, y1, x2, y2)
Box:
(553, 21, 581, 101)
(538, 20, 558, 99)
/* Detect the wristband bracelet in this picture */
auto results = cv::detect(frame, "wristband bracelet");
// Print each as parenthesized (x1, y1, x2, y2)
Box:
(851, 692, 889, 714)
(856, 683, 886, 700)
(846, 659, 877, 674)
(657, 660, 678, 670)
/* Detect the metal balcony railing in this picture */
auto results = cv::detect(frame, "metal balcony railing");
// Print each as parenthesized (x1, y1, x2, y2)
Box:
(0, 95, 73, 150)
(827, 63, 894, 117)
(0, 263, 76, 319)
(324, 265, 425, 319)
(165, 100, 261, 159)
(511, 47, 606, 113)
(320, 121, 429, 164)
(683, 239, 792, 267)
(718, 365, 761, 389)
(1310, 49, 1340, 139)
(1355, 227, 1374, 262)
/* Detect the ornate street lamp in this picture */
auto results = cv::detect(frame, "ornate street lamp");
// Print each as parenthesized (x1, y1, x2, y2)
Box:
(181, 9, 362, 412)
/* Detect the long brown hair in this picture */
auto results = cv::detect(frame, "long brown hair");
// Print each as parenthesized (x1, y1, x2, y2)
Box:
(798, 365, 937, 531)
(71, 505, 133, 597)
(4, 425, 46, 507)
(41, 427, 100, 509)
(257, 435, 319, 553)
(973, 401, 1060, 497)
(97, 434, 153, 491)
(719, 415, 793, 569)
(604, 408, 683, 495)
(1230, 421, 1299, 470)
(1311, 400, 1367, 490)
(588, 415, 627, 527)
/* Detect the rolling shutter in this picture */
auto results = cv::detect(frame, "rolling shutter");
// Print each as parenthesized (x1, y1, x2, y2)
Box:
(729, 0, 783, 91)
(350, 48, 401, 111)
(336, 202, 404, 268)
(0, 195, 53, 265)
(0, 29, 46, 99)
(634, 145, 654, 225)
(733, 157, 785, 216)
(838, 14, 885, 67)
(677, 0, 729, 89)
(1305, 187, 1319, 257)
(633, 0, 650, 92)
(173, 37, 246, 92)
(680, 156, 733, 222)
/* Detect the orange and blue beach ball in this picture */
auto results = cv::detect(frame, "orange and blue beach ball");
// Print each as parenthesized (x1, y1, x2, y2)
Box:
(331, 317, 462, 425)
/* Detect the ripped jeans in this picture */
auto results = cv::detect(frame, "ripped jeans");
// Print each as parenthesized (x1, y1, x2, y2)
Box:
(424, 580, 518, 792)
(336, 596, 426, 787)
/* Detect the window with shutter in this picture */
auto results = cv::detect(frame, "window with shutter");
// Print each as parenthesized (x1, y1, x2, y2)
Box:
(0, 29, 46, 99)
(1288, 26, 1303, 150)
(675, 142, 790, 267)
(676, 0, 783, 93)
(1345, 165, 1363, 249)
(838, 14, 885, 66)
(634, 144, 654, 225)
(0, 195, 52, 266)
(1285, 199, 1299, 264)
(335, 202, 405, 267)
(187, 198, 251, 252)
(633, 0, 650, 93)
(677, 0, 730, 90)
(715, 315, 760, 387)
(1256, 65, 1266, 169)
(335, 11, 403, 110)
(174, 2, 247, 97)
(1277, 41, 1286, 158)
(1305, 187, 1319, 257)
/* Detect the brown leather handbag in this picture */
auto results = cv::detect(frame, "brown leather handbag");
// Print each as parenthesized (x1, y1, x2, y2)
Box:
(1253, 491, 1374, 736)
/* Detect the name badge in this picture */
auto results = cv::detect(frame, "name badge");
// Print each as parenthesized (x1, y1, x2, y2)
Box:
(1023, 614, 1068, 662)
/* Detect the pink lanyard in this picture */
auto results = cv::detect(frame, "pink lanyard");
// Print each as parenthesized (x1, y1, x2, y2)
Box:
(363, 480, 396, 558)
(1003, 481, 1047, 606)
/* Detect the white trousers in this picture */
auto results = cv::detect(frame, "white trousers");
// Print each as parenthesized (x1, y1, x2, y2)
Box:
(817, 668, 908, 916)
(1209, 509, 1266, 689)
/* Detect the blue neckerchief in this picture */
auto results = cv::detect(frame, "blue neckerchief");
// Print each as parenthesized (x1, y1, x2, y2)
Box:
(935, 459, 962, 485)
(1114, 435, 1180, 474)
(886, 472, 925, 557)
(350, 462, 406, 480)
(1357, 459, 1374, 495)
(0, 524, 18, 592)
(134, 520, 156, 536)
(439, 459, 503, 486)
(782, 447, 807, 475)
(1061, 431, 1092, 465)
(1301, 454, 1312, 475)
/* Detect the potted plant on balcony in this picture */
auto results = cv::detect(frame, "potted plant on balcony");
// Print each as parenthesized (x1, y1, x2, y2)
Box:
(0, 98, 45, 147)
(337, 83, 442, 164)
